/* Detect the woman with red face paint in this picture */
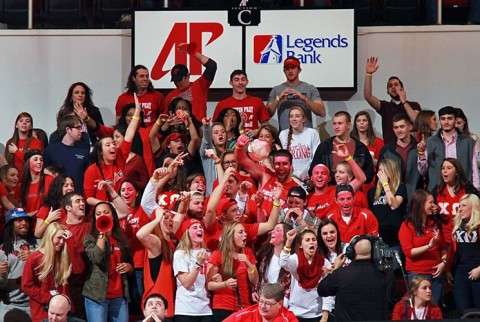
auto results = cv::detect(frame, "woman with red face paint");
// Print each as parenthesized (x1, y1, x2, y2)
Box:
(173, 218, 212, 322)
(207, 221, 258, 322)
(5, 112, 43, 179)
(280, 229, 333, 322)
(83, 94, 140, 207)
(20, 150, 54, 217)
(392, 275, 442, 320)
(253, 222, 293, 305)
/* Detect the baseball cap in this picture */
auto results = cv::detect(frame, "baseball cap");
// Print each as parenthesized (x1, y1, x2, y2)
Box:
(335, 183, 354, 196)
(287, 186, 307, 200)
(5, 208, 30, 225)
(177, 218, 205, 239)
(165, 132, 188, 146)
(283, 57, 301, 68)
(216, 198, 237, 218)
(170, 64, 189, 82)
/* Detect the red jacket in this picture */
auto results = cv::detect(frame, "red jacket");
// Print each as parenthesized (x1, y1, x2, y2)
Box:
(327, 207, 379, 243)
(392, 299, 442, 320)
(223, 304, 298, 322)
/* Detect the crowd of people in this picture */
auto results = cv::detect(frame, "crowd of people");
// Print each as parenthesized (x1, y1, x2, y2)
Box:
(0, 46, 479, 322)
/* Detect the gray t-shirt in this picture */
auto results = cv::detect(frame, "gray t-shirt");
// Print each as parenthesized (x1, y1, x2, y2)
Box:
(268, 81, 321, 131)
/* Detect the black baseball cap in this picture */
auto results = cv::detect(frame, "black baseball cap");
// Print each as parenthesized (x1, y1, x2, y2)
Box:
(170, 64, 189, 82)
(287, 186, 307, 200)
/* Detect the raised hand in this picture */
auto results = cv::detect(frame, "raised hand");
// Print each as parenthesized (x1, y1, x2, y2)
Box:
(366, 57, 379, 74)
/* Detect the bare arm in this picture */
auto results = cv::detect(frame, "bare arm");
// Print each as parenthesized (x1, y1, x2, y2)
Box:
(234, 134, 267, 182)
(124, 93, 141, 143)
(204, 167, 237, 229)
(257, 183, 283, 236)
(363, 57, 381, 112)
(136, 208, 164, 256)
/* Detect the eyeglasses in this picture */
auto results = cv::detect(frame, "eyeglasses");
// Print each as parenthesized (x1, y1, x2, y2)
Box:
(258, 299, 279, 308)
(222, 160, 237, 166)
(70, 125, 83, 130)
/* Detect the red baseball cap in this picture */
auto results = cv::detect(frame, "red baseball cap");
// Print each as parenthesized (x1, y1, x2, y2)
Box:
(216, 198, 238, 218)
(177, 218, 205, 239)
(283, 56, 301, 68)
(165, 132, 188, 146)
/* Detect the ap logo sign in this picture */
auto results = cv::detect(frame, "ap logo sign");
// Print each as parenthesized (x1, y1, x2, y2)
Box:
(253, 35, 282, 64)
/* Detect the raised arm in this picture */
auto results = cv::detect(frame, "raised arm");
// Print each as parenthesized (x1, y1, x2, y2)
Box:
(136, 207, 164, 257)
(234, 134, 266, 182)
(335, 144, 366, 192)
(204, 167, 237, 229)
(363, 57, 381, 112)
(257, 183, 283, 236)
(124, 93, 141, 143)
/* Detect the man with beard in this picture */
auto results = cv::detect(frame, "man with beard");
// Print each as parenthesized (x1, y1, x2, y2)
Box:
(418, 105, 480, 190)
(235, 135, 299, 214)
(115, 65, 165, 127)
(363, 56, 421, 145)
(326, 184, 378, 243)
(224, 283, 298, 322)
(266, 56, 326, 131)
(213, 70, 271, 137)
(0, 208, 37, 320)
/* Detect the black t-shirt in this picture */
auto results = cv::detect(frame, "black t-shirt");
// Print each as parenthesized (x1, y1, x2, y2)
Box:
(368, 183, 407, 246)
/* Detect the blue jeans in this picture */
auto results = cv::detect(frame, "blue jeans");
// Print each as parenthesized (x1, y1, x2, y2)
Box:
(85, 296, 128, 322)
(407, 273, 445, 306)
(454, 270, 480, 309)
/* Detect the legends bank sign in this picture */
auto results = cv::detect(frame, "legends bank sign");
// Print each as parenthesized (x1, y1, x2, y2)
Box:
(134, 9, 355, 89)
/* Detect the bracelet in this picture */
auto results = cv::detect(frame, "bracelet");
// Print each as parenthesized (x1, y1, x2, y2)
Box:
(150, 177, 159, 183)
(441, 259, 447, 265)
(382, 182, 389, 187)
(132, 116, 140, 120)
(195, 261, 203, 269)
(111, 195, 120, 201)
(235, 145, 243, 149)
(366, 73, 372, 77)
(224, 281, 228, 287)
(239, 130, 245, 134)
(84, 116, 90, 122)
(98, 233, 105, 240)
(427, 243, 431, 249)
(248, 267, 256, 274)
(155, 120, 161, 126)
(345, 155, 353, 161)
(273, 201, 281, 207)
(283, 246, 292, 252)
(44, 219, 51, 225)
(418, 151, 425, 155)
(276, 95, 281, 102)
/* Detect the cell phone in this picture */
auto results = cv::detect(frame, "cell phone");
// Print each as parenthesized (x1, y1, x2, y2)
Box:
(286, 93, 298, 100)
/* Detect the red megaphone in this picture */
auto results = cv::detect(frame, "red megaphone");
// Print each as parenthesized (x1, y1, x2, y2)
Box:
(96, 215, 113, 233)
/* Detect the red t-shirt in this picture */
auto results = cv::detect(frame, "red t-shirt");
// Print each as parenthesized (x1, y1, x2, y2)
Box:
(399, 218, 446, 274)
(327, 207, 379, 243)
(25, 175, 54, 214)
(106, 237, 123, 298)
(119, 206, 150, 268)
(37, 206, 66, 221)
(208, 247, 257, 311)
(306, 186, 337, 220)
(213, 96, 270, 130)
(83, 141, 131, 202)
(115, 90, 166, 128)
(436, 187, 465, 245)
(165, 75, 212, 121)
(60, 220, 90, 286)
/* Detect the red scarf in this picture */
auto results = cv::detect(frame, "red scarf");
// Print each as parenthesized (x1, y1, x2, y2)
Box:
(297, 251, 324, 289)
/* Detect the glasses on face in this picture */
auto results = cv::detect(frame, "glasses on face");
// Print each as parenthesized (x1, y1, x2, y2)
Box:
(222, 160, 237, 166)
(70, 125, 83, 131)
(258, 299, 279, 308)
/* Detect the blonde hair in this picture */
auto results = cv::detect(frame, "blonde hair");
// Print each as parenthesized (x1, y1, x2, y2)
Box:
(37, 222, 71, 285)
(176, 225, 208, 254)
(409, 275, 433, 304)
(453, 194, 480, 236)
(218, 221, 243, 278)
(374, 158, 401, 203)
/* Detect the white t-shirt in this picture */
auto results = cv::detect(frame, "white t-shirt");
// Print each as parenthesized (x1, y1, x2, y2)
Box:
(266, 254, 282, 283)
(173, 249, 212, 316)
(279, 127, 320, 179)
